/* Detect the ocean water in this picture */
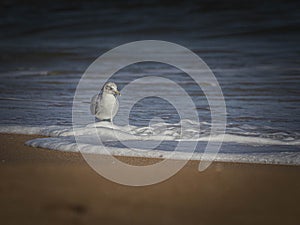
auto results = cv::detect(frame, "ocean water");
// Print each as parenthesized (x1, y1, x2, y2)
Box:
(0, 0, 299, 165)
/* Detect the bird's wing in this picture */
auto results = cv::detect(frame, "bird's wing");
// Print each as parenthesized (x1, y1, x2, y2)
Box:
(90, 94, 100, 115)
(112, 98, 119, 118)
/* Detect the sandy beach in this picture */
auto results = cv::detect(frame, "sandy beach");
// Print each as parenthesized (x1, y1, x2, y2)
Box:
(0, 133, 299, 225)
(1, 0, 299, 224)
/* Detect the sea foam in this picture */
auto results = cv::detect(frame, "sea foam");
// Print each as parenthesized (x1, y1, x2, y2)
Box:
(1, 121, 300, 166)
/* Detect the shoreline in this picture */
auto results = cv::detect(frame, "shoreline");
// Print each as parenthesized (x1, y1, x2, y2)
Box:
(0, 133, 299, 225)
(2, 129, 300, 166)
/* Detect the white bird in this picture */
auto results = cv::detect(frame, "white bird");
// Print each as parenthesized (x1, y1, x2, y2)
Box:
(90, 82, 120, 122)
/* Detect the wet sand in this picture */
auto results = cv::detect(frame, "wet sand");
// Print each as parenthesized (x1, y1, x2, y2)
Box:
(0, 133, 299, 225)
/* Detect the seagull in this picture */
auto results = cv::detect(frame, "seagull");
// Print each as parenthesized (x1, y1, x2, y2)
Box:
(90, 82, 120, 123)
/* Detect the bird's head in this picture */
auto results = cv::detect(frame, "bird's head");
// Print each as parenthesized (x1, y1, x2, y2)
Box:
(102, 82, 120, 96)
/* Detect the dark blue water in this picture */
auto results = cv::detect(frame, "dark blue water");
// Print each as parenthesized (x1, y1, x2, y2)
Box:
(0, 0, 299, 144)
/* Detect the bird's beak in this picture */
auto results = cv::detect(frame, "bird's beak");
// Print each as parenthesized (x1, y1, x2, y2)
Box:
(115, 90, 121, 96)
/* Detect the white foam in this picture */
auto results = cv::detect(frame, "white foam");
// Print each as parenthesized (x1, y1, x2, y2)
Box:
(1, 122, 299, 145)
(1, 122, 300, 166)
(25, 136, 300, 166)
(197, 134, 300, 146)
(0, 125, 71, 136)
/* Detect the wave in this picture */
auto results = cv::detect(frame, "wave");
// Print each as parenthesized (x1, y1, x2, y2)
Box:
(0, 121, 299, 166)
(25, 136, 300, 166)
(1, 121, 299, 145)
